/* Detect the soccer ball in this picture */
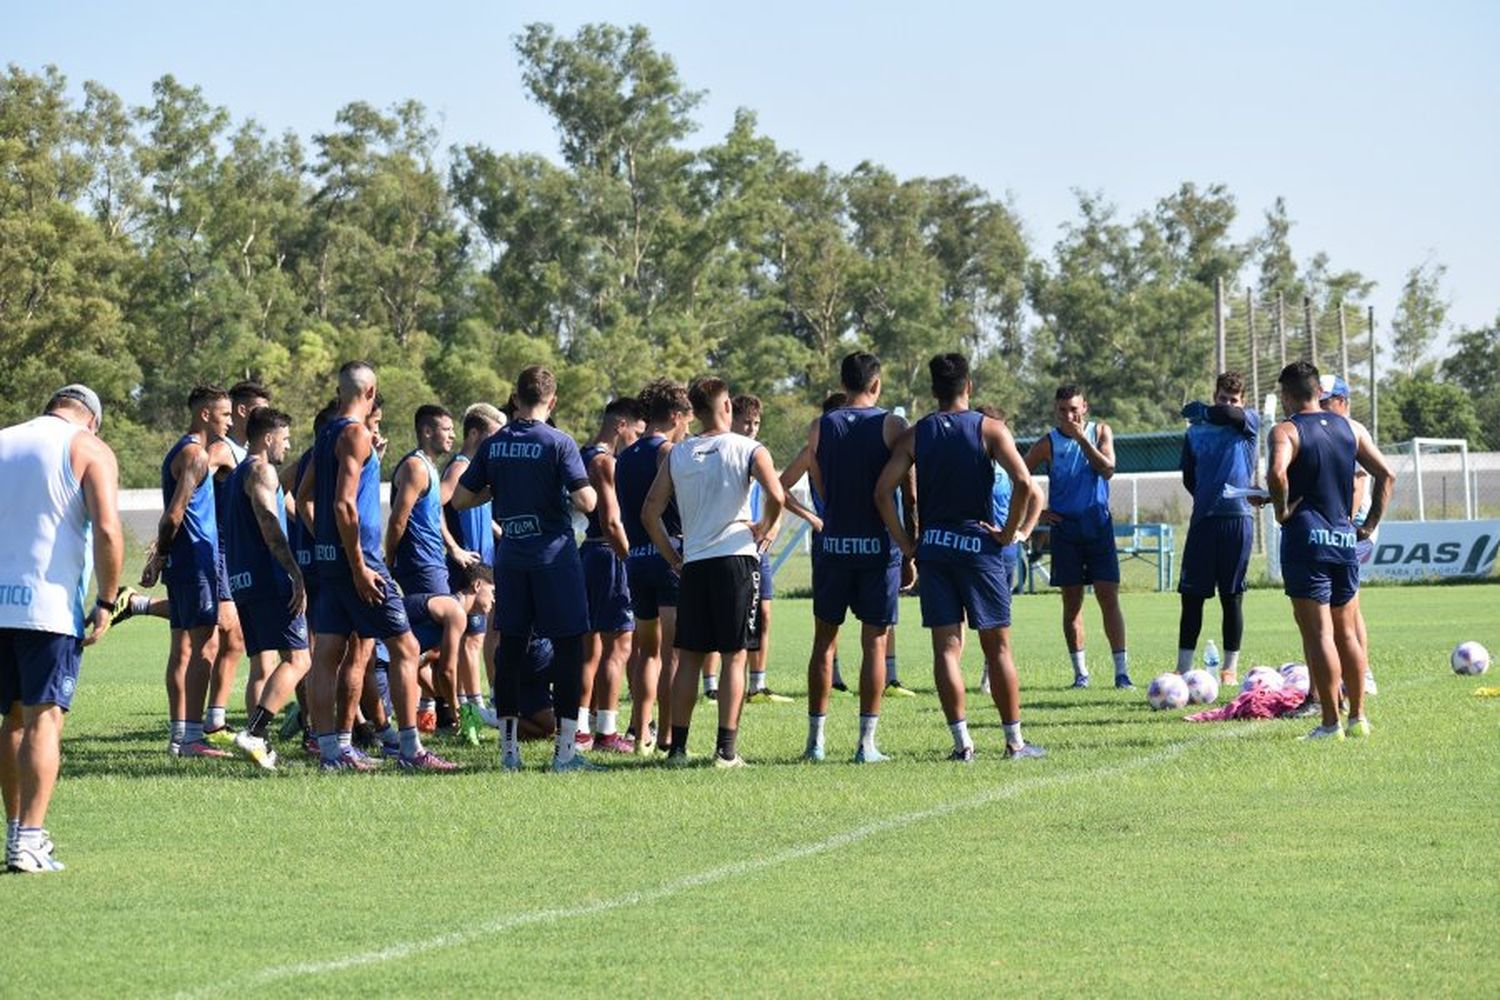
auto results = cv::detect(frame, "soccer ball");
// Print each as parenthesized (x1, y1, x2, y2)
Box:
(1182, 668, 1219, 704)
(1451, 641, 1491, 676)
(1147, 672, 1190, 710)
(1278, 662, 1311, 697)
(1241, 666, 1285, 694)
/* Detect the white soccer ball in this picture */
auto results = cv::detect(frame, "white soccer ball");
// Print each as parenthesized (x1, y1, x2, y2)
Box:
(1182, 668, 1219, 705)
(1242, 666, 1285, 694)
(1147, 672, 1190, 710)
(1278, 662, 1311, 697)
(1451, 641, 1491, 676)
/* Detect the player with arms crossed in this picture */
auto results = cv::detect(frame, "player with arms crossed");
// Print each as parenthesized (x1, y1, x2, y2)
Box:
(791, 352, 912, 763)
(616, 378, 692, 754)
(577, 397, 645, 753)
(1024, 384, 1132, 690)
(143, 385, 235, 759)
(877, 354, 1044, 762)
(1266, 361, 1393, 740)
(1, 385, 122, 873)
(1176, 372, 1259, 685)
(452, 366, 599, 772)
(222, 406, 308, 769)
(645, 377, 784, 767)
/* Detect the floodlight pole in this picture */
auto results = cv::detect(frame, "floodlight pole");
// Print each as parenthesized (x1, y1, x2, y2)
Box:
(1247, 289, 1259, 405)
(1338, 302, 1350, 387)
(1276, 293, 1287, 368)
(1368, 306, 1378, 441)
(1214, 277, 1226, 374)
(1304, 296, 1317, 366)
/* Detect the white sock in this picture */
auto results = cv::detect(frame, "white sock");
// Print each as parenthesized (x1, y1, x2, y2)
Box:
(419, 698, 436, 712)
(1070, 650, 1088, 678)
(858, 713, 879, 752)
(577, 710, 591, 736)
(807, 713, 826, 751)
(205, 705, 226, 730)
(500, 717, 520, 758)
(750, 670, 767, 691)
(557, 717, 578, 764)
(596, 709, 618, 736)
(1225, 650, 1241, 673)
(1176, 648, 1195, 673)
(1112, 650, 1129, 677)
(183, 721, 204, 744)
(337, 730, 352, 749)
(948, 719, 972, 752)
(704, 674, 719, 695)
(1003, 721, 1023, 748)
(169, 720, 186, 744)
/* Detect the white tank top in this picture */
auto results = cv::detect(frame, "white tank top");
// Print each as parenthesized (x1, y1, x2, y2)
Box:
(0, 416, 93, 637)
(670, 432, 762, 563)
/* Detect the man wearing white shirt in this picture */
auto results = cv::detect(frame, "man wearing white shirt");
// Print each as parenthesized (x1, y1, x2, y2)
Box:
(644, 378, 784, 767)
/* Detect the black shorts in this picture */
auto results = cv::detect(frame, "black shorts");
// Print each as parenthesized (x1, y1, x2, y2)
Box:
(674, 555, 762, 654)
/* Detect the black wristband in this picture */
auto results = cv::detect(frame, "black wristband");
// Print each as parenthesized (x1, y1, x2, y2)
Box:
(96, 596, 118, 613)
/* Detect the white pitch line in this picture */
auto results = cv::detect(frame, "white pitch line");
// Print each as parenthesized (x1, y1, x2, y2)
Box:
(176, 722, 1264, 998)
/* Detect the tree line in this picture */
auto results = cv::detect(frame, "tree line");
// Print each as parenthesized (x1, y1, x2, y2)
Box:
(2, 22, 1495, 486)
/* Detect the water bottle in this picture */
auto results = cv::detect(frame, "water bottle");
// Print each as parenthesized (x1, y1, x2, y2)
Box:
(1203, 640, 1221, 672)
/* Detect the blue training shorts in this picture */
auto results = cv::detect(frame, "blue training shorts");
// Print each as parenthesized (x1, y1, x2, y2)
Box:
(582, 542, 635, 633)
(625, 548, 680, 621)
(233, 595, 309, 656)
(1178, 517, 1253, 598)
(812, 557, 899, 627)
(918, 557, 1012, 630)
(314, 568, 411, 640)
(494, 549, 589, 639)
(0, 628, 82, 713)
(165, 569, 219, 631)
(1049, 520, 1121, 587)
(1282, 560, 1359, 607)
(758, 550, 774, 601)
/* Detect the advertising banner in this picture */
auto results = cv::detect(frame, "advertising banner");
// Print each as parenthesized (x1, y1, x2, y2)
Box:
(1265, 517, 1500, 583)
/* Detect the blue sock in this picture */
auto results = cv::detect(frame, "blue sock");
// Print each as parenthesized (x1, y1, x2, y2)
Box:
(317, 732, 340, 762)
(399, 726, 421, 759)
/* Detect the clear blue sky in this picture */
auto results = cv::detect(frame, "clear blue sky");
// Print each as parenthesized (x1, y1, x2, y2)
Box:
(13, 0, 1499, 345)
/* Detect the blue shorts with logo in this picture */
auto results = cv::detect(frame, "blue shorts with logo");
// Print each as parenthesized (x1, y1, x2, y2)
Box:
(314, 566, 410, 640)
(813, 556, 900, 627)
(918, 556, 1012, 630)
(582, 542, 634, 633)
(759, 551, 774, 601)
(494, 549, 589, 639)
(626, 546, 680, 620)
(233, 594, 309, 656)
(0, 628, 83, 713)
(1179, 517, 1253, 598)
(1282, 559, 1359, 607)
(165, 568, 219, 631)
(1049, 517, 1120, 587)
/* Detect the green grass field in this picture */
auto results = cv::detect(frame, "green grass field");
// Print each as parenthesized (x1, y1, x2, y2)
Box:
(4, 586, 1498, 998)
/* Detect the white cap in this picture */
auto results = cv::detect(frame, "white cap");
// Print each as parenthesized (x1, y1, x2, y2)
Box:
(49, 384, 103, 428)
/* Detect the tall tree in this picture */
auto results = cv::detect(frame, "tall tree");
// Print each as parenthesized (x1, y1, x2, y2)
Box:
(1390, 260, 1449, 375)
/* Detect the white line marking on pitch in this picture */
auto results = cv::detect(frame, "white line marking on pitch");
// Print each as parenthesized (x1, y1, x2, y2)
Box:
(175, 722, 1266, 998)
